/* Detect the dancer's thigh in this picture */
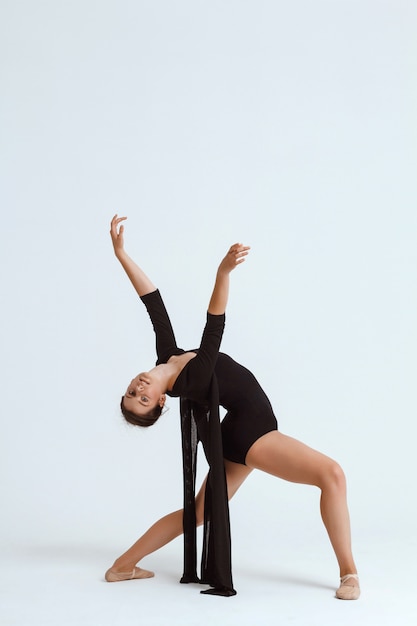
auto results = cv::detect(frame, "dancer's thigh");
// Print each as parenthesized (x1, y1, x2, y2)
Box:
(245, 431, 340, 487)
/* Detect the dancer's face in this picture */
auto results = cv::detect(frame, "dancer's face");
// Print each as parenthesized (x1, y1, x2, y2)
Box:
(123, 372, 165, 416)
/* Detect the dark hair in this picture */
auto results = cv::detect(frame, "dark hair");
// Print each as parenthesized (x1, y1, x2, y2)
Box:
(120, 396, 163, 428)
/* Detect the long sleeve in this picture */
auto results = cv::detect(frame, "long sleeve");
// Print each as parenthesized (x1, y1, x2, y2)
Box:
(140, 289, 184, 364)
(172, 312, 225, 400)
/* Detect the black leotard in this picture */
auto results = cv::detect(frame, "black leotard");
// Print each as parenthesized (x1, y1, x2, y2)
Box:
(141, 289, 278, 465)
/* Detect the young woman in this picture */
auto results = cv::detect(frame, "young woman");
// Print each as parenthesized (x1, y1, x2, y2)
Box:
(104, 214, 360, 600)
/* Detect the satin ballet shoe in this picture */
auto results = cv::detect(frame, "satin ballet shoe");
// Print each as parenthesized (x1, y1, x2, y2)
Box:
(105, 566, 155, 582)
(335, 574, 360, 600)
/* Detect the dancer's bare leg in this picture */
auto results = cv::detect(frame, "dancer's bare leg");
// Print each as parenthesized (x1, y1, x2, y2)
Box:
(106, 460, 251, 577)
(245, 431, 359, 595)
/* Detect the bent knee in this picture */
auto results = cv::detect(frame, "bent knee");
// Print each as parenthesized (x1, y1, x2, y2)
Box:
(321, 460, 346, 492)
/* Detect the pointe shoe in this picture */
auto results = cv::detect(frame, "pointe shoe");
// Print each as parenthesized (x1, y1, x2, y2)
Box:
(335, 574, 360, 600)
(105, 566, 155, 582)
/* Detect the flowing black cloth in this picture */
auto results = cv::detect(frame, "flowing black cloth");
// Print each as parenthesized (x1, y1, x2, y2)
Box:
(180, 389, 235, 596)
(140, 290, 236, 596)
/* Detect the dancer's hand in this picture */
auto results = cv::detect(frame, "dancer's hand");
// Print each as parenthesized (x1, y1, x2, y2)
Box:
(110, 214, 127, 257)
(208, 243, 250, 314)
(109, 214, 156, 295)
(218, 243, 250, 275)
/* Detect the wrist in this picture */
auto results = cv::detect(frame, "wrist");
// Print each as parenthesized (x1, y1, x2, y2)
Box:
(115, 248, 127, 261)
(216, 267, 230, 279)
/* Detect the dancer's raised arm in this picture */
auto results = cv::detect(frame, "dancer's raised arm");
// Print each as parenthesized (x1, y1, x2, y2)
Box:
(110, 214, 156, 297)
(208, 243, 250, 315)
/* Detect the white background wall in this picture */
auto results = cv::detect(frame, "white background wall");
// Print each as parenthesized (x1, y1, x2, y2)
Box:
(1, 1, 416, 622)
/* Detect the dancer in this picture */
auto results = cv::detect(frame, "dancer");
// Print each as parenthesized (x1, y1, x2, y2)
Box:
(105, 214, 360, 600)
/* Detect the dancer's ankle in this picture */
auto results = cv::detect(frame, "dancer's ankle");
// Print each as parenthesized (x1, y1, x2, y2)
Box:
(112, 558, 136, 572)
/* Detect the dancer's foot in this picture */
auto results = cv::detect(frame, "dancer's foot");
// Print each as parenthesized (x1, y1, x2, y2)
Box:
(105, 566, 154, 582)
(335, 574, 360, 600)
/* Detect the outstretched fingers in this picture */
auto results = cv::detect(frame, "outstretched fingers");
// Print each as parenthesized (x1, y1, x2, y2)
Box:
(110, 214, 128, 253)
(222, 243, 250, 271)
(110, 213, 127, 233)
(232, 243, 250, 264)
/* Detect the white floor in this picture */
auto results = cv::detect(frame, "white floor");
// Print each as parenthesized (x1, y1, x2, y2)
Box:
(1, 531, 415, 626)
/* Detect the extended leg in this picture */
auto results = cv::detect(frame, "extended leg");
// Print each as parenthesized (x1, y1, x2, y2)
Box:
(245, 431, 359, 599)
(105, 460, 251, 580)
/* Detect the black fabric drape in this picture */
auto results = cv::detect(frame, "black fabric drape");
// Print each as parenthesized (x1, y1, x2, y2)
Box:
(180, 378, 236, 597)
